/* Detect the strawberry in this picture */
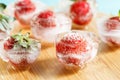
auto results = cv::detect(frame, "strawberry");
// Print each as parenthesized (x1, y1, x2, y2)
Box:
(70, 1, 93, 25)
(38, 10, 54, 18)
(14, 0, 36, 27)
(107, 38, 117, 45)
(37, 10, 56, 28)
(106, 37, 120, 46)
(105, 10, 120, 31)
(105, 16, 120, 31)
(3, 32, 40, 70)
(4, 37, 15, 50)
(14, 0, 35, 15)
(64, 56, 90, 65)
(71, 1, 89, 16)
(65, 57, 80, 65)
(9, 59, 30, 69)
(56, 33, 88, 54)
(4, 32, 34, 50)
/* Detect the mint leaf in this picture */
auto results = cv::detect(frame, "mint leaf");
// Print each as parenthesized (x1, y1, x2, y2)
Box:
(0, 3, 6, 12)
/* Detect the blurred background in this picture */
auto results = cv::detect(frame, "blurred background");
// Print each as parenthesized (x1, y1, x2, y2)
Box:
(0, 0, 120, 15)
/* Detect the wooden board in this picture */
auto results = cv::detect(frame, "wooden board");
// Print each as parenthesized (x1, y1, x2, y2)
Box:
(0, 13, 120, 80)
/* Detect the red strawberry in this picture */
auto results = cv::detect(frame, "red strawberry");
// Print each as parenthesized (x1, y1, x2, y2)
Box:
(9, 59, 30, 69)
(106, 37, 120, 46)
(37, 10, 56, 28)
(56, 33, 88, 54)
(64, 56, 90, 66)
(70, 1, 93, 25)
(38, 10, 54, 18)
(78, 0, 87, 1)
(4, 37, 15, 51)
(14, 0, 35, 14)
(65, 57, 80, 65)
(105, 16, 120, 31)
(71, 1, 89, 15)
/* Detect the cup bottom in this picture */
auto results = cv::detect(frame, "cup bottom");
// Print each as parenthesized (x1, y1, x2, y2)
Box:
(72, 23, 88, 30)
(7, 62, 31, 71)
(63, 63, 87, 71)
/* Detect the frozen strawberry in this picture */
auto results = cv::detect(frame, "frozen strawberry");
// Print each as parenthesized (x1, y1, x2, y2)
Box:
(110, 16, 120, 21)
(14, 0, 35, 15)
(63, 55, 91, 66)
(3, 32, 41, 70)
(14, 0, 36, 27)
(70, 1, 93, 25)
(4, 37, 15, 51)
(9, 59, 30, 69)
(105, 16, 120, 31)
(37, 10, 56, 28)
(71, 1, 89, 16)
(105, 36, 120, 46)
(97, 10, 120, 46)
(65, 57, 80, 65)
(56, 33, 88, 54)
(31, 12, 72, 42)
(13, 0, 48, 28)
(38, 10, 54, 18)
(56, 31, 99, 69)
(106, 37, 118, 45)
(73, 12, 93, 25)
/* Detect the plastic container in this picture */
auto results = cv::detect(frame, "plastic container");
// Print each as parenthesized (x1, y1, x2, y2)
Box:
(0, 33, 41, 70)
(56, 30, 99, 70)
(31, 11, 72, 43)
(97, 16, 120, 46)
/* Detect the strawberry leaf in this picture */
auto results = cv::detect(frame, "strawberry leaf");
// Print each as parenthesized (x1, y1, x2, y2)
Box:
(119, 10, 120, 17)
(12, 32, 39, 49)
(0, 13, 15, 32)
(0, 3, 6, 12)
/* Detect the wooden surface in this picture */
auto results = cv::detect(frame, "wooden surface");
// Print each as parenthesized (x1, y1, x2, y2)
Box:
(0, 13, 120, 80)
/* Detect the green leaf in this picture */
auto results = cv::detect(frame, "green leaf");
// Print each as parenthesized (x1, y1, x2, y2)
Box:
(12, 32, 36, 49)
(0, 3, 6, 12)
(0, 13, 15, 32)
(119, 10, 120, 17)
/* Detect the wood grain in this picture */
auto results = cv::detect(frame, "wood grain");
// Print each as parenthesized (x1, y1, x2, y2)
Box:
(0, 13, 120, 80)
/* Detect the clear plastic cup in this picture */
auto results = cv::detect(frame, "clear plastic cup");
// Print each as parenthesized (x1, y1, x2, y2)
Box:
(31, 13, 72, 43)
(0, 39, 41, 70)
(0, 13, 14, 40)
(13, 0, 47, 28)
(55, 30, 99, 70)
(97, 17, 120, 46)
(70, 0, 97, 29)
(0, 32, 9, 41)
(71, 10, 93, 29)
